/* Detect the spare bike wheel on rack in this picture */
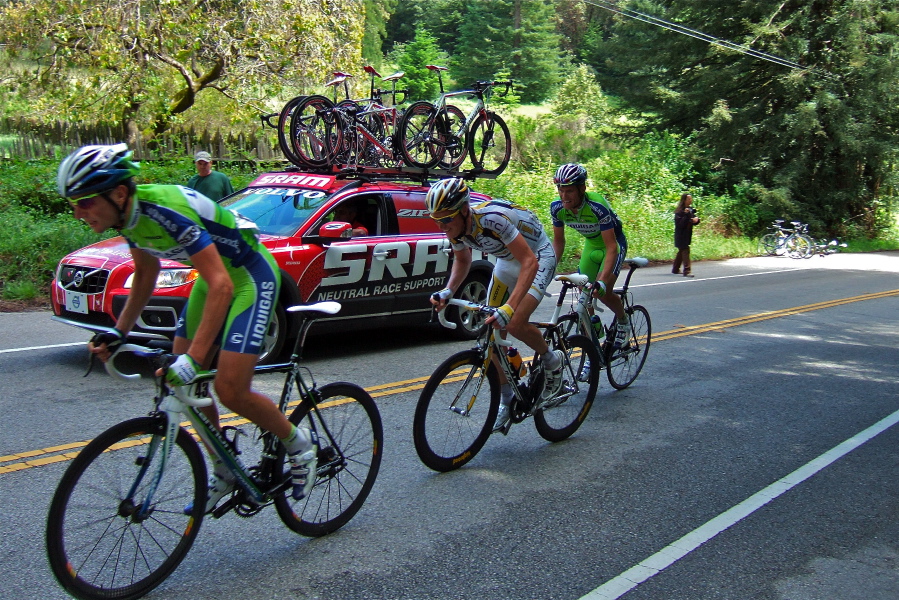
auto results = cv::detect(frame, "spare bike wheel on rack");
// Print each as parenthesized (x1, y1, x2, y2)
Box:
(275, 382, 383, 538)
(534, 333, 600, 442)
(277, 95, 308, 168)
(467, 112, 511, 176)
(413, 349, 500, 472)
(288, 94, 339, 169)
(398, 101, 444, 169)
(46, 416, 206, 600)
(605, 305, 651, 390)
(437, 105, 469, 170)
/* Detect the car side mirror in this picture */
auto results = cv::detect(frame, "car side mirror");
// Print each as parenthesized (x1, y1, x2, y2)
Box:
(319, 221, 353, 238)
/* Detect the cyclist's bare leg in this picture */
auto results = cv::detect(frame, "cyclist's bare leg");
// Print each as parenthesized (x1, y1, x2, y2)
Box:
(504, 294, 550, 357)
(597, 287, 626, 321)
(214, 349, 293, 439)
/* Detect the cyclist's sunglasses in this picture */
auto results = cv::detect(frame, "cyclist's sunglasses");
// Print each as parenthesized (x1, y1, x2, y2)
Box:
(69, 195, 99, 210)
(431, 209, 461, 224)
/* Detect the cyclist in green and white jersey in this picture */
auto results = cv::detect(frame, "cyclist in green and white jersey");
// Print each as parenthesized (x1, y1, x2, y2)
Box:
(426, 178, 563, 434)
(58, 143, 317, 512)
(550, 163, 630, 347)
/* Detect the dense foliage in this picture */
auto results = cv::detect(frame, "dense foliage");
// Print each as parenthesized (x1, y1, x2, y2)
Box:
(3, 0, 899, 301)
(1, 0, 364, 143)
(580, 0, 899, 235)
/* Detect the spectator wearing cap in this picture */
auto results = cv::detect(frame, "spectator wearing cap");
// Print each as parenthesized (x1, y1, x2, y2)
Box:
(187, 150, 234, 201)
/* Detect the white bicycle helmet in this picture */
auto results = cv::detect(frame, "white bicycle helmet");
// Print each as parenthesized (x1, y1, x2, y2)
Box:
(426, 178, 470, 215)
(553, 163, 587, 186)
(58, 143, 140, 199)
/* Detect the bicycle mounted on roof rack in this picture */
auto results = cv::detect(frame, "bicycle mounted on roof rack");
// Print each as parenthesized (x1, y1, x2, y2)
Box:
(261, 66, 512, 183)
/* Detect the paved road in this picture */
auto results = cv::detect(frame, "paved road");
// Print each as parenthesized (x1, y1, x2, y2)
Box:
(2, 252, 898, 600)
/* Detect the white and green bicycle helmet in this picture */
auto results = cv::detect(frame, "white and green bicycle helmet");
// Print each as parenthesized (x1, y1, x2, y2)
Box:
(58, 143, 140, 199)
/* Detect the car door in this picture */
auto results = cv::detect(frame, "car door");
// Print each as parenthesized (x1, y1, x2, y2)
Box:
(386, 189, 453, 317)
(304, 192, 395, 320)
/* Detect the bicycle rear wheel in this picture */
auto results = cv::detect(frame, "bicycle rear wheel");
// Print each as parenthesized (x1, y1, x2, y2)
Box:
(606, 305, 651, 390)
(289, 94, 338, 169)
(46, 417, 206, 600)
(467, 112, 511, 175)
(275, 382, 383, 537)
(437, 105, 469, 170)
(413, 349, 499, 472)
(398, 101, 443, 168)
(534, 333, 599, 442)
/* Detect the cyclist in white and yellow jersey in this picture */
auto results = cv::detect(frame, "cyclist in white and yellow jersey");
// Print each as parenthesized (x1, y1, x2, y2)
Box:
(426, 178, 562, 434)
(58, 143, 317, 513)
(550, 163, 630, 348)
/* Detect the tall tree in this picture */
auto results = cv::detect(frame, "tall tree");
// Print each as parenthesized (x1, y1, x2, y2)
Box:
(581, 0, 899, 232)
(363, 0, 397, 68)
(1, 0, 364, 145)
(393, 28, 444, 102)
(452, 0, 562, 103)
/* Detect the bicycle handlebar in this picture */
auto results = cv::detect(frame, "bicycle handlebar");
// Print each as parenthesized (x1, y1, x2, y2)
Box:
(104, 343, 167, 382)
(433, 297, 512, 346)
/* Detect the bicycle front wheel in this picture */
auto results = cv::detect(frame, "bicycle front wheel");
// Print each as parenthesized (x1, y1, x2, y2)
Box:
(606, 305, 651, 390)
(467, 112, 511, 175)
(413, 349, 499, 472)
(275, 382, 383, 537)
(398, 101, 443, 168)
(534, 333, 599, 442)
(46, 417, 206, 600)
(758, 233, 778, 256)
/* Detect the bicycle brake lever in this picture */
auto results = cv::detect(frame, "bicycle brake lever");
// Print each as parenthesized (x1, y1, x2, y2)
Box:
(84, 351, 96, 377)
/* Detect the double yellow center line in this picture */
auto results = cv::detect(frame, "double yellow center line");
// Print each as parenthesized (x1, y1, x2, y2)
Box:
(3, 288, 897, 475)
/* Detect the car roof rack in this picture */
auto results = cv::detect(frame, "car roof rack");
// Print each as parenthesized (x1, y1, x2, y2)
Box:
(281, 164, 499, 185)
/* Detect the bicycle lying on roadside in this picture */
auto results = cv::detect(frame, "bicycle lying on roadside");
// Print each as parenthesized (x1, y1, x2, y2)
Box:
(552, 257, 651, 390)
(757, 220, 815, 258)
(46, 301, 383, 600)
(412, 298, 600, 472)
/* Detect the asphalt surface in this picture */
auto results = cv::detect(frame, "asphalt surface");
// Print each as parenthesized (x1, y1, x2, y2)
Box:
(2, 251, 899, 600)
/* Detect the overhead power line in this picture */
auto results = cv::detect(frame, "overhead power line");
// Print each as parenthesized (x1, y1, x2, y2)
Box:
(584, 0, 833, 77)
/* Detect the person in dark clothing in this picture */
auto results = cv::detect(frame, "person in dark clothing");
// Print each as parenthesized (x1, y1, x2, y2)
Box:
(672, 193, 700, 277)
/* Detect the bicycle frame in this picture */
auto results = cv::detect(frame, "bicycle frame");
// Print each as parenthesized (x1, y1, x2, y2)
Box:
(104, 302, 344, 518)
(436, 298, 582, 414)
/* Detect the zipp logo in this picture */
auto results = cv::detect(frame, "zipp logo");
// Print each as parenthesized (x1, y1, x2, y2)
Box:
(321, 239, 451, 287)
(397, 208, 430, 218)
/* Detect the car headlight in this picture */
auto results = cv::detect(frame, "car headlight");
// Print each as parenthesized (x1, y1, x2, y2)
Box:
(124, 269, 199, 289)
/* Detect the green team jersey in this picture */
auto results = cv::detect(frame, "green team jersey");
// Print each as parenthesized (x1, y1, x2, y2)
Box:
(121, 184, 260, 270)
(549, 191, 626, 245)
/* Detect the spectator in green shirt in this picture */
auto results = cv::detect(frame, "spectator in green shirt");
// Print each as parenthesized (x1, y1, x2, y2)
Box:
(187, 151, 234, 201)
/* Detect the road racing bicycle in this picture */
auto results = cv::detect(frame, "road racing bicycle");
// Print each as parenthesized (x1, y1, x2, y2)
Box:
(412, 298, 600, 472)
(397, 65, 513, 175)
(552, 257, 651, 390)
(46, 301, 383, 600)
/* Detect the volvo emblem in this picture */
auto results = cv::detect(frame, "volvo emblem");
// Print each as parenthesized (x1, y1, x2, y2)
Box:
(73, 271, 85, 288)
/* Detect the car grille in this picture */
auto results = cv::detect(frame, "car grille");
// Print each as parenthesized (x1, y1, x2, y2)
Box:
(58, 265, 110, 295)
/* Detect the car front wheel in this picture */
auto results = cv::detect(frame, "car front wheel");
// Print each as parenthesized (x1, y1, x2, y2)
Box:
(448, 271, 489, 340)
(257, 303, 287, 364)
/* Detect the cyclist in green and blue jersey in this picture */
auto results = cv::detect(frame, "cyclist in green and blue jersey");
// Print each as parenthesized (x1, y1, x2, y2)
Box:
(549, 163, 630, 348)
(58, 143, 316, 512)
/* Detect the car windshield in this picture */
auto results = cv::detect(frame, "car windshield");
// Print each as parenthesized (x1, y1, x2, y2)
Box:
(220, 187, 332, 236)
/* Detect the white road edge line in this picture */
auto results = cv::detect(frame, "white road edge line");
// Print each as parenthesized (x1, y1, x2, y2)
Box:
(632, 268, 800, 288)
(0, 342, 83, 354)
(579, 408, 899, 600)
